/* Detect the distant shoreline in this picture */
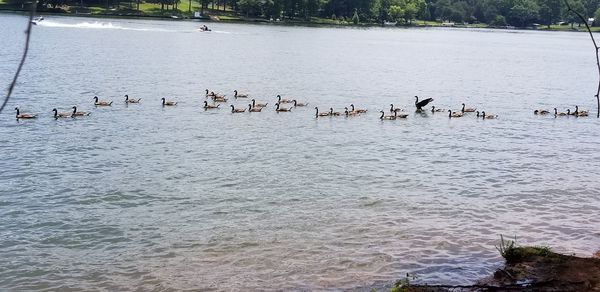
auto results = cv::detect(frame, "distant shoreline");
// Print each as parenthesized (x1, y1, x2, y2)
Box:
(1, 9, 597, 33)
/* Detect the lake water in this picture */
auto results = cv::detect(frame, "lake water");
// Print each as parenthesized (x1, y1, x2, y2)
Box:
(1, 13, 600, 290)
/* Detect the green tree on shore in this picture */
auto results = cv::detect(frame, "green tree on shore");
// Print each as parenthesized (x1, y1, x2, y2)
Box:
(352, 8, 360, 23)
(508, 0, 539, 27)
(564, 0, 586, 28)
(539, 3, 553, 27)
(388, 4, 403, 21)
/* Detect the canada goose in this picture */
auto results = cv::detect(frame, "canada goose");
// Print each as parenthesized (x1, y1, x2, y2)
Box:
(476, 111, 481, 118)
(248, 104, 262, 112)
(93, 96, 113, 106)
(448, 110, 463, 118)
(315, 107, 330, 117)
(71, 106, 90, 116)
(554, 108, 567, 116)
(210, 91, 226, 99)
(395, 111, 409, 119)
(205, 90, 222, 98)
(252, 99, 268, 108)
(212, 96, 228, 102)
(415, 96, 434, 110)
(230, 105, 246, 113)
(14, 107, 37, 119)
(277, 95, 293, 104)
(461, 103, 476, 113)
(293, 100, 308, 107)
(125, 94, 141, 103)
(161, 98, 177, 106)
(566, 109, 574, 116)
(234, 90, 248, 98)
(534, 109, 550, 115)
(390, 104, 404, 113)
(380, 110, 396, 120)
(52, 108, 71, 119)
(575, 106, 589, 117)
(275, 103, 292, 112)
(329, 108, 341, 116)
(203, 101, 220, 109)
(345, 108, 358, 117)
(481, 111, 497, 119)
(431, 106, 444, 112)
(350, 104, 367, 113)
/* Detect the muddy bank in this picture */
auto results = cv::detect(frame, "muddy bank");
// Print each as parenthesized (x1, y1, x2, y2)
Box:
(478, 246, 600, 291)
(393, 247, 600, 292)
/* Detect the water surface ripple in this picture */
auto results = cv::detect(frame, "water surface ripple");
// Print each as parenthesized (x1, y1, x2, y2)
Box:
(1, 14, 600, 290)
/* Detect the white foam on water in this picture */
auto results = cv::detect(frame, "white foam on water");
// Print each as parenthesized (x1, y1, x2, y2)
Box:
(36, 20, 234, 34)
(38, 20, 122, 29)
(36, 20, 173, 32)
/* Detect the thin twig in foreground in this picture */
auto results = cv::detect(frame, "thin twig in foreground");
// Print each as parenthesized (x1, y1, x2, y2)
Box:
(0, 4, 37, 114)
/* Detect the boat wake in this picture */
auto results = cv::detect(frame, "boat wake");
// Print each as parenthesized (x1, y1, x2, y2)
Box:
(35, 20, 236, 34)
(36, 20, 173, 32)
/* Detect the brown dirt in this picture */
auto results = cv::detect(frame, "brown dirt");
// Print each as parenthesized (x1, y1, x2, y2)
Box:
(477, 248, 600, 291)
(400, 247, 600, 291)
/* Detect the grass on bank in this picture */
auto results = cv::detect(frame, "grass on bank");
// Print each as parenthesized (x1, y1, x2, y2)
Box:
(541, 24, 600, 32)
(496, 234, 553, 264)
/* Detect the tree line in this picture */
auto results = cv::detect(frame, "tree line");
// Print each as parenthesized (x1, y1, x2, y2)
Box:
(236, 0, 600, 27)
(10, 0, 600, 27)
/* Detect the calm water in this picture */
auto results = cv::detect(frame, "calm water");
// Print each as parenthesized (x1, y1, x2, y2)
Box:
(1, 13, 600, 290)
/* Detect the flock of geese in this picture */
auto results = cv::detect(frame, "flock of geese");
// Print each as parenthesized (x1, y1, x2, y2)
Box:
(534, 107, 589, 117)
(11, 90, 590, 120)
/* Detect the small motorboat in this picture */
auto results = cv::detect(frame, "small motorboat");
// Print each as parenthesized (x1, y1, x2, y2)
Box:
(31, 16, 44, 25)
(383, 21, 397, 26)
(198, 26, 211, 32)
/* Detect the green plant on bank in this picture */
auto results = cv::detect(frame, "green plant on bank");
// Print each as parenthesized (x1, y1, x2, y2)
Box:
(496, 235, 554, 264)
(390, 273, 417, 292)
(496, 234, 518, 260)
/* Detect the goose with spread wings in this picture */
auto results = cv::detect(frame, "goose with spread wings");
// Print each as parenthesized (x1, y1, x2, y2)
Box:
(415, 96, 434, 111)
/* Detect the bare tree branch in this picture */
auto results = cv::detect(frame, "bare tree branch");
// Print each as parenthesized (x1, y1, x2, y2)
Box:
(0, 3, 37, 114)
(565, 0, 600, 118)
